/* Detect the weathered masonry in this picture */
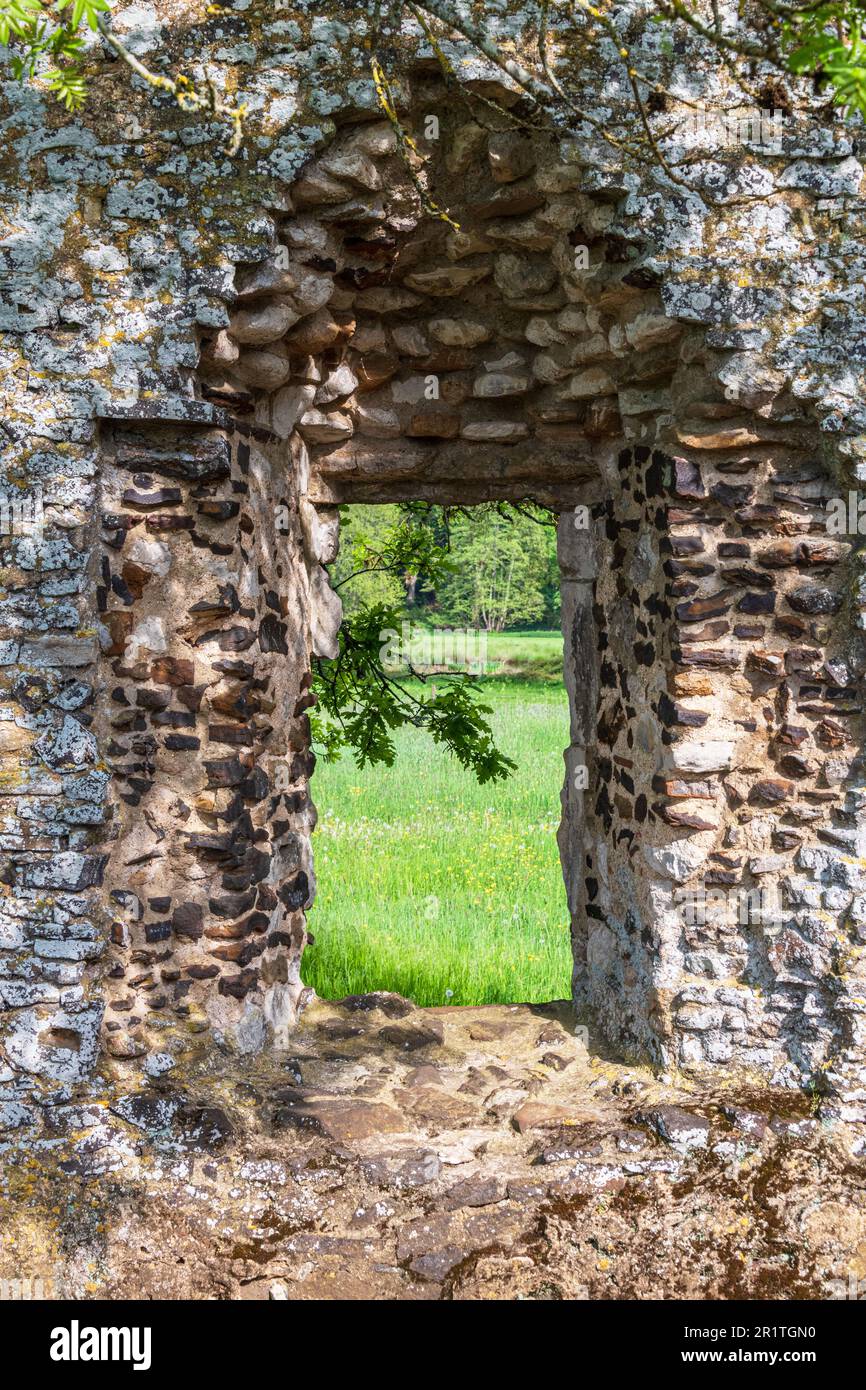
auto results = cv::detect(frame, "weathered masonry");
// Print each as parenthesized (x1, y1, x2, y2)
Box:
(2, 5, 866, 1133)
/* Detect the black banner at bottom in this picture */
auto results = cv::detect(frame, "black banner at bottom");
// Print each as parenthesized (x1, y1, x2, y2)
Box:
(0, 1296, 855, 1375)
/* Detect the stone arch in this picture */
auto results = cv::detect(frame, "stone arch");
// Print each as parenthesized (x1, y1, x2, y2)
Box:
(3, 68, 865, 1121)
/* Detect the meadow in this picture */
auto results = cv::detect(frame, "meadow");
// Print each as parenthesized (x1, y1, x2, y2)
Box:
(304, 633, 573, 1007)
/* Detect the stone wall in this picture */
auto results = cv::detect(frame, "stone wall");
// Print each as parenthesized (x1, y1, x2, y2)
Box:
(1, 2, 866, 1130)
(561, 443, 865, 1098)
(97, 410, 322, 1063)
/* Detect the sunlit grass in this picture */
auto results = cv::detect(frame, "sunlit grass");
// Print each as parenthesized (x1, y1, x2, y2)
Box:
(304, 639, 572, 1007)
(483, 628, 564, 680)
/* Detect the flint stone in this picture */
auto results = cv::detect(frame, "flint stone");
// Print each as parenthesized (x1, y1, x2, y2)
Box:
(635, 1105, 711, 1150)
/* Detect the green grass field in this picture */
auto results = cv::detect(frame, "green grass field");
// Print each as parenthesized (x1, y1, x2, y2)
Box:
(482, 629, 564, 680)
(304, 632, 572, 1007)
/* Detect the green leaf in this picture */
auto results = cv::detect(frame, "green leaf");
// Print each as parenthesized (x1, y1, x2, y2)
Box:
(312, 600, 515, 784)
(74, 0, 110, 31)
(45, 65, 88, 110)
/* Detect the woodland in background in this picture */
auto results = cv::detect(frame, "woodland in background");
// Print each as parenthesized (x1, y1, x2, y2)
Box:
(332, 504, 561, 633)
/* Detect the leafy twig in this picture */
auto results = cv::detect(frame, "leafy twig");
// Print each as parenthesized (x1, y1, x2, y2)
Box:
(97, 15, 248, 153)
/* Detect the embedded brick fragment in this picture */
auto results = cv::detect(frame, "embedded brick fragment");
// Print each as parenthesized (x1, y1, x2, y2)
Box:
(749, 779, 794, 804)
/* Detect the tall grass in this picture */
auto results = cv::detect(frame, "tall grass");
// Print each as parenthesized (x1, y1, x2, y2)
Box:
(304, 641, 572, 1007)
(482, 629, 564, 681)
